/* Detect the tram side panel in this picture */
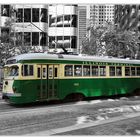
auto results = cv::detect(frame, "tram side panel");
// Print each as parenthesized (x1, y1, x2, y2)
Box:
(58, 77, 140, 100)
(58, 64, 140, 99)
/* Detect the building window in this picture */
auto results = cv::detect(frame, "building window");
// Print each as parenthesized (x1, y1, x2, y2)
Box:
(64, 15, 70, 21)
(71, 36, 77, 48)
(1, 5, 10, 17)
(16, 9, 23, 22)
(32, 8, 39, 22)
(57, 16, 62, 22)
(24, 9, 31, 22)
(64, 36, 70, 48)
(24, 32, 31, 46)
(71, 15, 77, 27)
(41, 8, 48, 23)
(15, 32, 23, 46)
(64, 15, 71, 27)
(32, 32, 39, 46)
(56, 36, 63, 48)
(49, 16, 56, 27)
(56, 16, 64, 27)
(49, 36, 55, 47)
(1, 28, 9, 42)
(40, 32, 47, 46)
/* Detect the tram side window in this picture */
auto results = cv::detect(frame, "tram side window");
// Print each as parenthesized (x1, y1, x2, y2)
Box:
(22, 65, 34, 76)
(74, 65, 82, 76)
(109, 66, 115, 76)
(43, 68, 46, 78)
(92, 66, 98, 76)
(83, 65, 90, 76)
(65, 65, 73, 76)
(136, 67, 140, 76)
(54, 68, 58, 77)
(37, 68, 41, 78)
(125, 67, 131, 76)
(99, 66, 106, 76)
(116, 67, 122, 76)
(131, 67, 136, 76)
(49, 68, 53, 77)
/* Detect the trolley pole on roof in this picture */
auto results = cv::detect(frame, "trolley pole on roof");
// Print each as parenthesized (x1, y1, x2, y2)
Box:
(29, 22, 45, 33)
(29, 22, 69, 54)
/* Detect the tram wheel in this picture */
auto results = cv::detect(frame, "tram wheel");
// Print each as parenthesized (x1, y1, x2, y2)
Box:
(75, 94, 84, 101)
(65, 93, 84, 102)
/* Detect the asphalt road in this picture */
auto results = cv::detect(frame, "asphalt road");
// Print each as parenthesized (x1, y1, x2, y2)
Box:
(55, 113, 140, 135)
(1, 92, 140, 136)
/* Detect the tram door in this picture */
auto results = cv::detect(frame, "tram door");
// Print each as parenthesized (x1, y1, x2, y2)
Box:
(47, 65, 59, 99)
(37, 64, 59, 100)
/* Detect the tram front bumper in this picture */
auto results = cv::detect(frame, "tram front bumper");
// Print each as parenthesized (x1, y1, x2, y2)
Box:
(2, 92, 21, 100)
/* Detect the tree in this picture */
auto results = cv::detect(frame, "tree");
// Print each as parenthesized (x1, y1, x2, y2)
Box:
(82, 25, 109, 56)
(102, 29, 140, 59)
(82, 22, 140, 59)
(0, 7, 37, 65)
(0, 26, 15, 65)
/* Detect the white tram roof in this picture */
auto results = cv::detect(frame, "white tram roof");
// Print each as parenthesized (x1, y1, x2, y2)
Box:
(6, 53, 140, 65)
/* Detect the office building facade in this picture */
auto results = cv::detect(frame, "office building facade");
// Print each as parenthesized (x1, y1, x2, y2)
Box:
(1, 4, 87, 53)
(0, 4, 48, 52)
(78, 5, 87, 49)
(48, 4, 78, 53)
(87, 4, 115, 28)
(13, 4, 48, 52)
(0, 5, 11, 39)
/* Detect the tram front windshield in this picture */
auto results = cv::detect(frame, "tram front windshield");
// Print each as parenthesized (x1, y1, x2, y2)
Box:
(4, 65, 19, 77)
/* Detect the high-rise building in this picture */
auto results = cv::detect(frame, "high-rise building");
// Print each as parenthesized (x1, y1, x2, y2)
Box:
(78, 5, 87, 49)
(48, 4, 87, 53)
(13, 4, 48, 52)
(0, 4, 48, 52)
(0, 4, 87, 53)
(48, 4, 78, 53)
(0, 5, 11, 40)
(87, 4, 115, 28)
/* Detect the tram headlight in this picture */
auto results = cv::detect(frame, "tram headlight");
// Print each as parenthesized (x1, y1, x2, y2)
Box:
(5, 81, 8, 85)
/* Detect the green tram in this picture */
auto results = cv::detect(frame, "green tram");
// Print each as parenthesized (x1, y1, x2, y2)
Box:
(2, 53, 140, 104)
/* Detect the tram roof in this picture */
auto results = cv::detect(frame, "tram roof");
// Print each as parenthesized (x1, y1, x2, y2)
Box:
(6, 53, 140, 65)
